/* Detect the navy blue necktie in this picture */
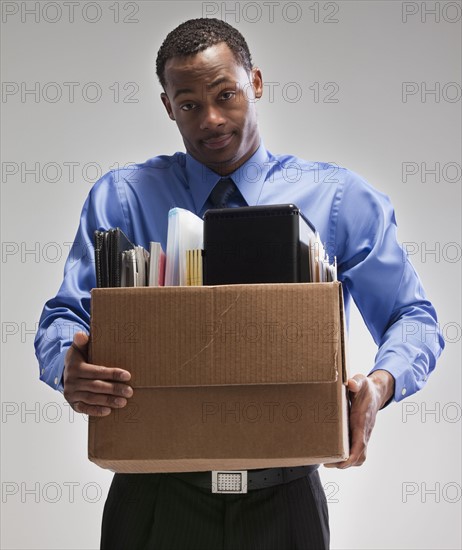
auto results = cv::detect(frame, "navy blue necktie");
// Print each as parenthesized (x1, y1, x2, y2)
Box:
(208, 177, 247, 209)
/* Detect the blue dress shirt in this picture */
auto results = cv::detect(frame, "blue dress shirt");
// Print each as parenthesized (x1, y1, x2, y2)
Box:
(34, 140, 444, 403)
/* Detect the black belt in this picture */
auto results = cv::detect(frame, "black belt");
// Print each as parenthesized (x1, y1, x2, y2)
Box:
(168, 465, 319, 493)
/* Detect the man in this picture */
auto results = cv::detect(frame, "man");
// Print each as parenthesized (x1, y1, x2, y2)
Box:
(35, 17, 444, 550)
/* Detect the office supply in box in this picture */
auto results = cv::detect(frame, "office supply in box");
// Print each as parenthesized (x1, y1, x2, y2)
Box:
(203, 204, 335, 284)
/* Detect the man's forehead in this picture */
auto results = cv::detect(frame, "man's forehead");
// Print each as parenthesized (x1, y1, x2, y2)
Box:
(164, 43, 244, 85)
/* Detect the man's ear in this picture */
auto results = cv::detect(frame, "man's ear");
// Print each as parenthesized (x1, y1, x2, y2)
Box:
(251, 67, 263, 99)
(161, 92, 175, 121)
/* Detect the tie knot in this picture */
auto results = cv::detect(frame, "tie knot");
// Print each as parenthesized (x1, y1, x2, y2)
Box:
(209, 178, 246, 209)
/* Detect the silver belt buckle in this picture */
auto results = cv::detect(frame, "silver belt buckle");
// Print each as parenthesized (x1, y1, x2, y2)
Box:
(211, 470, 248, 494)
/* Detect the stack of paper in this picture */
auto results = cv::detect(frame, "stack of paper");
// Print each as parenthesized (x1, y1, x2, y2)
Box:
(120, 246, 151, 287)
(148, 242, 166, 286)
(164, 208, 204, 286)
(311, 232, 337, 282)
(93, 228, 166, 288)
(186, 249, 203, 286)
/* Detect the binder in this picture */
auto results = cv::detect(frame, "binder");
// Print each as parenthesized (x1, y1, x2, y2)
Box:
(94, 230, 106, 288)
(94, 228, 136, 288)
(202, 204, 317, 285)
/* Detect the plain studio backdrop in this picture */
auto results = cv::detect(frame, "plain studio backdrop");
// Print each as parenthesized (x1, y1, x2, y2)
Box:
(1, 1, 461, 549)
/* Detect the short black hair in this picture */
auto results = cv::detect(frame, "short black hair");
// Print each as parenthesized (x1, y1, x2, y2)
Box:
(156, 18, 253, 89)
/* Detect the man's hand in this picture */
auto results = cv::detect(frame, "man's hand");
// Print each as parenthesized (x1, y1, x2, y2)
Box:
(324, 369, 395, 469)
(63, 331, 133, 417)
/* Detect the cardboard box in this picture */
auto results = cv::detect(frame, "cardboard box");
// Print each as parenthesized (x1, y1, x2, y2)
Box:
(88, 282, 349, 473)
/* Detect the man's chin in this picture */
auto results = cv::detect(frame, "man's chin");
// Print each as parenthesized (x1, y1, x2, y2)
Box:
(196, 146, 242, 173)
(205, 156, 242, 175)
(185, 137, 255, 175)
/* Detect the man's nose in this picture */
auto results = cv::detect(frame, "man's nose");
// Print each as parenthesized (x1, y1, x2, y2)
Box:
(199, 104, 226, 130)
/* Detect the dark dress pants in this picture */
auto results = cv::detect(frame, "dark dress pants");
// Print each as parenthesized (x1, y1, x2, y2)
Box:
(100, 468, 329, 550)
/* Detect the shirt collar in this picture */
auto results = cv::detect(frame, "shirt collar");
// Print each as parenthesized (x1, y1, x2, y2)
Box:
(185, 139, 271, 213)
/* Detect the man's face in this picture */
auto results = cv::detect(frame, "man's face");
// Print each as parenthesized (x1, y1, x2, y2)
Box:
(161, 42, 263, 175)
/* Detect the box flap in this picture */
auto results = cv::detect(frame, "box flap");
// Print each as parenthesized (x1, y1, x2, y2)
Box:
(88, 381, 349, 473)
(89, 283, 342, 387)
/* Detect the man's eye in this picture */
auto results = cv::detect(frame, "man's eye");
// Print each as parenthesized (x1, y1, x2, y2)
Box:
(180, 103, 196, 111)
(221, 91, 236, 100)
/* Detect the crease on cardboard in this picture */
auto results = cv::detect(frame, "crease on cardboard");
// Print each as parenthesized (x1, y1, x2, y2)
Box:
(216, 290, 243, 319)
(175, 290, 243, 372)
(337, 282, 349, 385)
(332, 349, 338, 379)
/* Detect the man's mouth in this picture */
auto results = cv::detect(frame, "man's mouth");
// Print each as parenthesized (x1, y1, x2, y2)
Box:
(202, 133, 234, 150)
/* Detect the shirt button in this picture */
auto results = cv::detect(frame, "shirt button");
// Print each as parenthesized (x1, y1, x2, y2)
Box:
(401, 388, 407, 396)
(41, 368, 44, 375)
(54, 377, 59, 385)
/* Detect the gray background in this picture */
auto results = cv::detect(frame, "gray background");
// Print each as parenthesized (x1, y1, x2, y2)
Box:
(1, 1, 461, 548)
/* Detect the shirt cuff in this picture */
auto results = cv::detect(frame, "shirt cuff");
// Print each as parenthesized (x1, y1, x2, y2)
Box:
(368, 352, 428, 407)
(39, 348, 69, 394)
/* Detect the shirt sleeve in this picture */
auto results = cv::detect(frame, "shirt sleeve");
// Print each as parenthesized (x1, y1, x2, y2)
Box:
(34, 171, 130, 393)
(334, 171, 445, 405)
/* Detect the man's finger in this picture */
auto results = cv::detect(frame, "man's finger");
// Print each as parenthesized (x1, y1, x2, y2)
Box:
(324, 460, 347, 468)
(324, 427, 367, 468)
(69, 361, 131, 382)
(70, 341, 87, 360)
(324, 450, 366, 469)
(72, 331, 89, 350)
(348, 427, 367, 464)
(71, 391, 128, 408)
(347, 374, 366, 393)
(73, 379, 133, 398)
(72, 401, 112, 417)
(324, 445, 367, 469)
